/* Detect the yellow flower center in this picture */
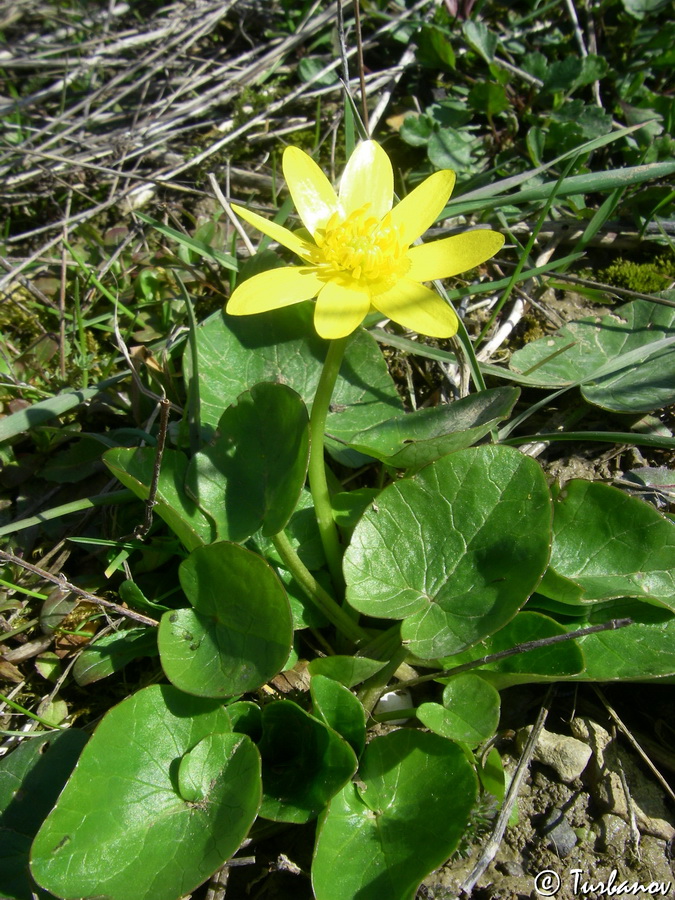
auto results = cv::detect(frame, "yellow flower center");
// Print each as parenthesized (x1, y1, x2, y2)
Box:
(313, 205, 409, 292)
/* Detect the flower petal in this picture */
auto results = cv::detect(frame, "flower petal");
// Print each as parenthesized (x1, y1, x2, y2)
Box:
(231, 203, 315, 260)
(313, 280, 371, 339)
(372, 279, 458, 338)
(283, 147, 339, 236)
(406, 229, 505, 282)
(339, 140, 393, 220)
(227, 266, 324, 315)
(390, 170, 456, 247)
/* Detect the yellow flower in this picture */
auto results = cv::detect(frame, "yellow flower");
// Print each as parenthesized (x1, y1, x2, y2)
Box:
(227, 140, 504, 340)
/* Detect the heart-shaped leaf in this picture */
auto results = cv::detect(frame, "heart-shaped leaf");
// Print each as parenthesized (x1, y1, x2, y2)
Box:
(158, 542, 293, 697)
(344, 446, 552, 658)
(31, 685, 261, 900)
(103, 447, 214, 550)
(258, 700, 357, 823)
(188, 304, 403, 441)
(312, 730, 477, 900)
(185, 382, 309, 541)
(416, 673, 500, 746)
(543, 480, 675, 610)
(509, 299, 675, 413)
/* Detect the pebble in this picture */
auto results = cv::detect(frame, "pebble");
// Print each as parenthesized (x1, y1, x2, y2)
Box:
(540, 807, 578, 857)
(596, 813, 631, 852)
(516, 725, 592, 783)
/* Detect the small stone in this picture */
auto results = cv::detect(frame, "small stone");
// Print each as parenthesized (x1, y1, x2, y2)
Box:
(596, 813, 630, 852)
(516, 726, 592, 783)
(540, 807, 578, 857)
(497, 860, 525, 878)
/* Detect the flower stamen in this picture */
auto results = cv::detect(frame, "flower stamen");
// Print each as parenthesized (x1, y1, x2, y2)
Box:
(313, 206, 410, 292)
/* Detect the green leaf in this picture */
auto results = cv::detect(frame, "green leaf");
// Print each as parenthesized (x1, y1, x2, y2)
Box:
(479, 746, 506, 802)
(0, 730, 87, 900)
(31, 685, 261, 900)
(72, 627, 158, 686)
(186, 383, 309, 541)
(416, 25, 456, 70)
(307, 655, 388, 688)
(468, 82, 509, 117)
(258, 700, 357, 823)
(543, 57, 583, 94)
(159, 542, 293, 697)
(508, 300, 675, 413)
(445, 160, 675, 218)
(427, 128, 477, 172)
(416, 673, 500, 746)
(552, 100, 613, 140)
(118, 579, 170, 614)
(103, 447, 215, 550)
(344, 446, 552, 658)
(544, 480, 675, 610)
(621, 0, 670, 19)
(522, 51, 547, 82)
(346, 387, 519, 471)
(577, 54, 609, 87)
(399, 114, 434, 147)
(463, 20, 498, 63)
(563, 599, 675, 680)
(437, 611, 585, 689)
(188, 305, 403, 442)
(311, 674, 366, 757)
(41, 437, 104, 484)
(312, 730, 477, 900)
(332, 488, 381, 534)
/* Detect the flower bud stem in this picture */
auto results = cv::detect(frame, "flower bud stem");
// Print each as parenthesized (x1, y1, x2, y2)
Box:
(308, 336, 349, 592)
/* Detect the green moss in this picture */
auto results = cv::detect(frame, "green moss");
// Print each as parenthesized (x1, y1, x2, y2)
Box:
(598, 254, 674, 294)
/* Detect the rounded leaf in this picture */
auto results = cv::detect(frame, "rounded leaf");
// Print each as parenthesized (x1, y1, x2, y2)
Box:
(344, 446, 552, 658)
(159, 542, 293, 697)
(185, 382, 309, 541)
(312, 730, 477, 900)
(258, 700, 357, 823)
(31, 685, 261, 900)
(548, 479, 675, 609)
(416, 673, 500, 746)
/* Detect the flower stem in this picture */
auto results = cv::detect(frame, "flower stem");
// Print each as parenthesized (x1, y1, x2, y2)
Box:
(271, 531, 367, 644)
(308, 336, 349, 591)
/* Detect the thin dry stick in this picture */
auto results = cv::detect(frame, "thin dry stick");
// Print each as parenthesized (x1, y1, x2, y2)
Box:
(459, 686, 556, 896)
(59, 191, 72, 380)
(353, 0, 369, 132)
(0, 549, 158, 627)
(208, 173, 255, 255)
